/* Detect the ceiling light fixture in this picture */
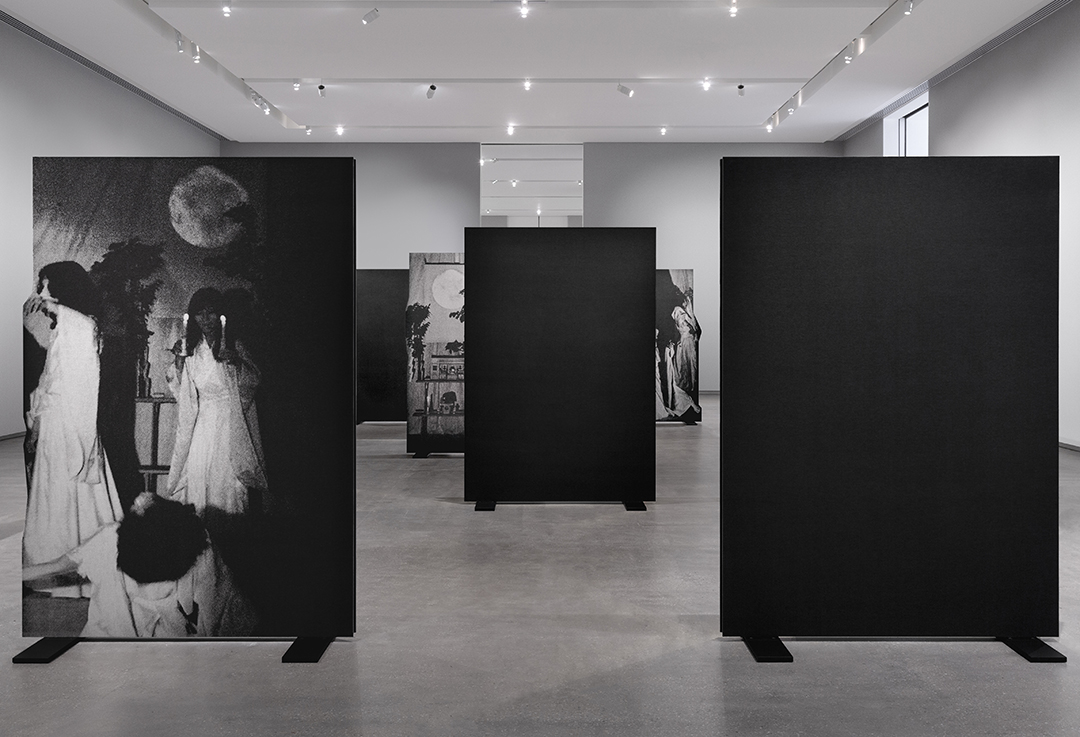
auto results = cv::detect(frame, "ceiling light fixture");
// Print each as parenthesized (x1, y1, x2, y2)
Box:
(660, 127, 667, 136)
(306, 127, 312, 135)
(577, 180, 582, 186)
(766, 123, 773, 133)
(318, 84, 326, 98)
(737, 84, 745, 97)
(427, 84, 437, 99)
(616, 83, 634, 98)
(511, 180, 518, 187)
(362, 8, 380, 24)
(520, 1, 529, 19)
(844, 40, 855, 64)
(788, 107, 795, 114)
(293, 81, 301, 91)
(702, 78, 712, 91)
(336, 125, 344, 136)
(524, 79, 532, 91)
(222, 5, 231, 17)
(730, 1, 737, 18)
(905, 0, 913, 15)
(537, 208, 541, 216)
(191, 43, 201, 63)
(507, 124, 515, 135)
(176, 31, 184, 53)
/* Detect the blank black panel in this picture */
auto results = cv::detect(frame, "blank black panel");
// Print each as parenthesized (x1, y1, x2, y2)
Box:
(356, 269, 408, 422)
(721, 157, 1058, 636)
(466, 228, 656, 503)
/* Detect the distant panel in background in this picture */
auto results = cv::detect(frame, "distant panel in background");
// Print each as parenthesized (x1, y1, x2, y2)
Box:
(356, 269, 408, 423)
(466, 227, 655, 504)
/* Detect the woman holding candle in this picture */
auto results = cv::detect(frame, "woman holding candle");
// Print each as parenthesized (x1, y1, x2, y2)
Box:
(165, 287, 266, 526)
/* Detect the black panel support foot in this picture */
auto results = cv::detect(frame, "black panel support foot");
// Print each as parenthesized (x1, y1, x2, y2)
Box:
(282, 637, 334, 663)
(474, 500, 496, 511)
(13, 637, 80, 664)
(743, 636, 793, 663)
(412, 452, 429, 459)
(998, 637, 1067, 663)
(623, 501, 648, 511)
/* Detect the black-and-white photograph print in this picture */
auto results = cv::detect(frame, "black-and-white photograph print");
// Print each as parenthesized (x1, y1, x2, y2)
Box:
(406, 253, 465, 456)
(23, 157, 356, 638)
(656, 269, 701, 423)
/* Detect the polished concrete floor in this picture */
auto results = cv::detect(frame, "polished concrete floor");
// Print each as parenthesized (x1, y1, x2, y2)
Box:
(1, 394, 1079, 736)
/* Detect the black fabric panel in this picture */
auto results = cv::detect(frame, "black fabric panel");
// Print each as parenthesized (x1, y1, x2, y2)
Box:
(721, 157, 1059, 636)
(252, 158, 356, 635)
(466, 228, 656, 503)
(356, 269, 408, 422)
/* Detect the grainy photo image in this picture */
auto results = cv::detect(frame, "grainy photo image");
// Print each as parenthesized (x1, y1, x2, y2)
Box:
(656, 269, 700, 422)
(406, 253, 465, 456)
(23, 157, 356, 638)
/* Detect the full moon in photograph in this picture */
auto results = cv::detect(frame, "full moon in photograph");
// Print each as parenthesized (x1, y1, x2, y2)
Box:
(432, 268, 465, 311)
(169, 165, 249, 248)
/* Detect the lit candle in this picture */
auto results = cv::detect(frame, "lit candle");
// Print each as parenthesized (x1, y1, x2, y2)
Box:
(181, 313, 188, 355)
(220, 314, 227, 347)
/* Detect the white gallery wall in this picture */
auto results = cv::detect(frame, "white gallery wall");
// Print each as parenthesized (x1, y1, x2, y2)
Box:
(584, 142, 843, 393)
(0, 21, 220, 437)
(843, 119, 885, 157)
(927, 0, 1080, 445)
(220, 142, 481, 270)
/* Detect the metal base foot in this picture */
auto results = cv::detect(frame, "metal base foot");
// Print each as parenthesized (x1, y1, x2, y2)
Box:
(999, 637, 1067, 663)
(474, 500, 496, 511)
(623, 501, 648, 511)
(282, 637, 335, 663)
(743, 636, 793, 663)
(13, 637, 80, 664)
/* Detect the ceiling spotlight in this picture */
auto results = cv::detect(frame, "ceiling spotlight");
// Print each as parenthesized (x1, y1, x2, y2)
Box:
(293, 82, 301, 91)
(730, 1, 737, 17)
(427, 84, 437, 99)
(362, 8, 380, 24)
(788, 107, 795, 114)
(520, 0, 529, 18)
(701, 78, 712, 92)
(737, 84, 745, 97)
(511, 179, 518, 187)
(222, 5, 231, 17)
(905, 0, 913, 15)
(524, 79, 532, 91)
(660, 127, 667, 136)
(844, 40, 855, 64)
(336, 125, 344, 136)
(537, 208, 541, 216)
(305, 127, 312, 135)
(766, 122, 773, 132)
(176, 31, 184, 53)
(191, 43, 201, 63)
(479, 158, 485, 166)
(507, 124, 515, 135)
(616, 83, 634, 98)
(577, 180, 582, 186)
(318, 84, 326, 98)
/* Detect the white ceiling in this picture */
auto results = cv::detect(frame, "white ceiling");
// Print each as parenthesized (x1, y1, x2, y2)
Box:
(0, 0, 1060, 218)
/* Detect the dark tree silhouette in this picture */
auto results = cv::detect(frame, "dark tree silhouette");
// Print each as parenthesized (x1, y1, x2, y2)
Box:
(406, 303, 431, 381)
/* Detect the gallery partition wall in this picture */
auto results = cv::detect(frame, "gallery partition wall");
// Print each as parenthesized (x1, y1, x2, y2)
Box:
(721, 157, 1059, 642)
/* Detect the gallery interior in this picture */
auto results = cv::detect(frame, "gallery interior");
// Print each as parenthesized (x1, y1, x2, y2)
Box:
(3, 1, 1080, 735)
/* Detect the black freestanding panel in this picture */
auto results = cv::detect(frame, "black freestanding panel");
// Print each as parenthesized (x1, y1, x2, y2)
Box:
(466, 228, 655, 504)
(721, 157, 1058, 637)
(356, 269, 408, 422)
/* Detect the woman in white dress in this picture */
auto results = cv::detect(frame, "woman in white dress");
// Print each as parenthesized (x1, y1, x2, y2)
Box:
(165, 287, 266, 523)
(22, 261, 123, 597)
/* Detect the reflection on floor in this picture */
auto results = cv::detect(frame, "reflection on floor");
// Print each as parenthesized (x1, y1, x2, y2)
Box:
(0, 394, 1078, 736)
